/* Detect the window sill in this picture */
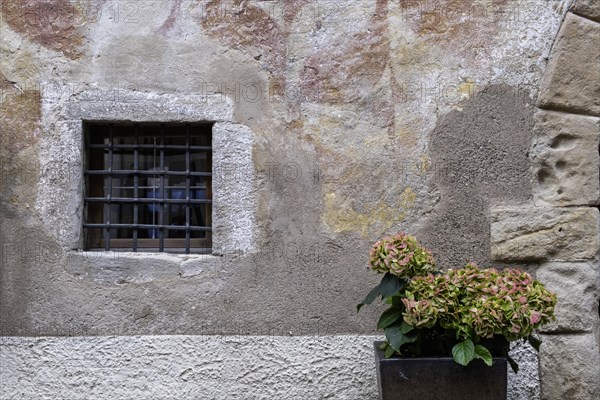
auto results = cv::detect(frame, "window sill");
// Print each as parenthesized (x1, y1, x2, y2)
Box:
(65, 250, 221, 285)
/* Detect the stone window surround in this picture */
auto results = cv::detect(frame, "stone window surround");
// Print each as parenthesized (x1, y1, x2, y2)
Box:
(37, 88, 258, 277)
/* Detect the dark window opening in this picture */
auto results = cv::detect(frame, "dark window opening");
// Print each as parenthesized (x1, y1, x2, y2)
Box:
(83, 122, 212, 254)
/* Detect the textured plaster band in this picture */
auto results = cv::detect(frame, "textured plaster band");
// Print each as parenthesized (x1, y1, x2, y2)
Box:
(0, 335, 538, 400)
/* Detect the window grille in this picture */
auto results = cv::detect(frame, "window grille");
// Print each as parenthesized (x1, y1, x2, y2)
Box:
(83, 122, 212, 254)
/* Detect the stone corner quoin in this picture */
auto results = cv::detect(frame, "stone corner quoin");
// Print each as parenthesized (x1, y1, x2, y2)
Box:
(537, 12, 600, 117)
(539, 332, 600, 400)
(489, 206, 599, 262)
(531, 110, 600, 207)
(535, 261, 600, 334)
(529, 5, 600, 399)
(571, 0, 600, 23)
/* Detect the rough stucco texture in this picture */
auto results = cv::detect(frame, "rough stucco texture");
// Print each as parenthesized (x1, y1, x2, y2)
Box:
(0, 335, 539, 400)
(418, 84, 535, 268)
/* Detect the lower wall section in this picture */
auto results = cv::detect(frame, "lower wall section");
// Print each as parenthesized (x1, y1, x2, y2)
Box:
(0, 335, 538, 400)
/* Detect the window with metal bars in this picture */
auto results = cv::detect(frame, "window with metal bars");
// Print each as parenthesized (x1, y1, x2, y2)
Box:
(83, 122, 212, 254)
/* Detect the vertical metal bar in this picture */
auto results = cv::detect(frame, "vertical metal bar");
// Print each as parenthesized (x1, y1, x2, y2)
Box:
(185, 124, 191, 254)
(105, 125, 114, 251)
(133, 124, 139, 252)
(207, 125, 212, 251)
(159, 124, 165, 252)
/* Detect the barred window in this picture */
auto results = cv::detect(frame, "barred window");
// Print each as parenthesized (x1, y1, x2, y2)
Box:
(83, 122, 212, 253)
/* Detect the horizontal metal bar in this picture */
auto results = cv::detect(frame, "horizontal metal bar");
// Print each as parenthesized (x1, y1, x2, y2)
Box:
(88, 246, 213, 253)
(85, 170, 211, 177)
(83, 223, 211, 231)
(111, 185, 208, 190)
(89, 144, 212, 151)
(84, 197, 212, 204)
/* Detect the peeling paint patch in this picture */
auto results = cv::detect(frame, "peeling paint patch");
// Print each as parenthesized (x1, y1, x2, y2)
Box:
(300, 0, 390, 105)
(0, 89, 41, 152)
(400, 0, 512, 63)
(0, 72, 41, 210)
(158, 0, 182, 34)
(1, 0, 86, 59)
(282, 0, 311, 24)
(198, 0, 286, 86)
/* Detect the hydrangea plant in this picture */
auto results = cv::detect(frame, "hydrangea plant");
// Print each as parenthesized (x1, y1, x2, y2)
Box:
(368, 232, 436, 278)
(358, 232, 557, 372)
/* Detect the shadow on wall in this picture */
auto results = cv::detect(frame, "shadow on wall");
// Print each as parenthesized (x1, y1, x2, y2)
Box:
(418, 84, 534, 268)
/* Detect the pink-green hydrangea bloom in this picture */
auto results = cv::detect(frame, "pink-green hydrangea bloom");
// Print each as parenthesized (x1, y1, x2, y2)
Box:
(368, 232, 435, 278)
(402, 263, 557, 341)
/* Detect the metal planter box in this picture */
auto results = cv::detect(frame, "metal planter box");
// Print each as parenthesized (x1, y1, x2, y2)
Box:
(374, 341, 507, 400)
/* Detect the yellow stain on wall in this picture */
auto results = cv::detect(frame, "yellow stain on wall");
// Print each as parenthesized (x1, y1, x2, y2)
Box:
(323, 187, 417, 237)
(416, 155, 430, 175)
(362, 133, 386, 149)
(458, 79, 476, 99)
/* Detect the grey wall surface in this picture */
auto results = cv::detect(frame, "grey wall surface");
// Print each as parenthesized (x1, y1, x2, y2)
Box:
(0, 0, 570, 337)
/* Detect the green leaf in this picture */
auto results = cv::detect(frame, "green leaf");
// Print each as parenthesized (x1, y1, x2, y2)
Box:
(400, 321, 413, 334)
(391, 295, 404, 308)
(384, 345, 396, 358)
(452, 339, 475, 366)
(474, 345, 493, 366)
(385, 325, 418, 352)
(377, 308, 403, 329)
(356, 283, 381, 312)
(380, 274, 405, 298)
(527, 335, 542, 352)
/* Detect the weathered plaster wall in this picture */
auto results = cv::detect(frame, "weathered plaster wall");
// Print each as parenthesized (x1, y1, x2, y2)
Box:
(2, 0, 593, 398)
(1, 0, 570, 334)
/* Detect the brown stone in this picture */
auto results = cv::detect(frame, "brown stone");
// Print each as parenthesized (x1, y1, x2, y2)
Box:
(490, 206, 599, 261)
(572, 0, 600, 22)
(536, 262, 599, 333)
(538, 13, 600, 116)
(531, 110, 600, 206)
(539, 333, 600, 400)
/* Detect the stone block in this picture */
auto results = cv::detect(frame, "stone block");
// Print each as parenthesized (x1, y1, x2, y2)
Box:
(65, 251, 181, 285)
(572, 0, 600, 22)
(212, 122, 258, 256)
(179, 255, 221, 278)
(539, 333, 600, 400)
(531, 110, 600, 206)
(538, 13, 600, 116)
(536, 262, 599, 332)
(490, 206, 599, 261)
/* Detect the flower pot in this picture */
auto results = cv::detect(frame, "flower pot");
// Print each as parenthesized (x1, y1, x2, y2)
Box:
(374, 341, 507, 400)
